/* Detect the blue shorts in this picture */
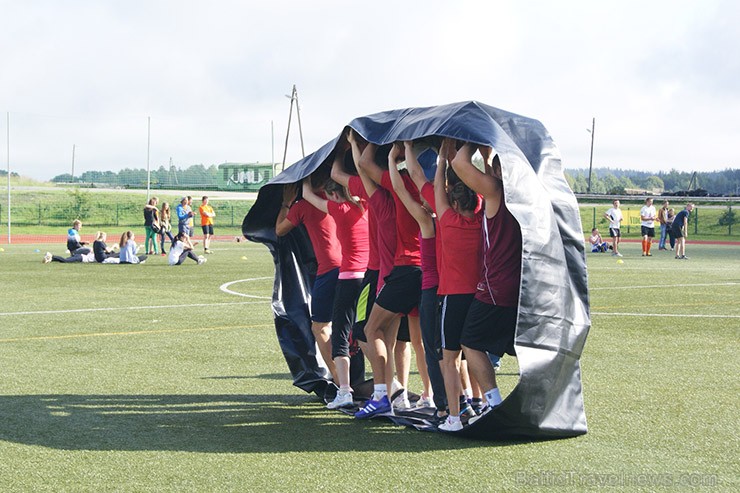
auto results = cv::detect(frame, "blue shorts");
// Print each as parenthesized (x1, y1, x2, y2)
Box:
(311, 268, 339, 323)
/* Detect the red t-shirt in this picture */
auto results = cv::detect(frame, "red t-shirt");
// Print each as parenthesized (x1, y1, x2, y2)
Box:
(348, 176, 379, 271)
(420, 181, 436, 214)
(327, 200, 369, 274)
(475, 201, 522, 307)
(286, 200, 341, 276)
(437, 208, 483, 295)
(380, 171, 421, 266)
(368, 188, 397, 290)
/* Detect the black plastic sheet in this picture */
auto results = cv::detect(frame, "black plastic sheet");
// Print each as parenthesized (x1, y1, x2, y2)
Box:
(243, 101, 590, 439)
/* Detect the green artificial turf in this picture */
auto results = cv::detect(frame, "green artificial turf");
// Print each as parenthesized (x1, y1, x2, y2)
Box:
(0, 241, 737, 491)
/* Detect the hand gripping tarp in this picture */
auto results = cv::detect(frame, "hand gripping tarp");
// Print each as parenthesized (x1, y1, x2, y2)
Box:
(243, 101, 590, 440)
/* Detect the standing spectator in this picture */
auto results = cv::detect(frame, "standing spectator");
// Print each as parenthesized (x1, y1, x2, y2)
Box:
(658, 200, 670, 250)
(186, 196, 195, 237)
(143, 197, 160, 255)
(603, 200, 623, 257)
(158, 202, 175, 255)
(176, 197, 194, 236)
(640, 197, 657, 256)
(118, 231, 147, 264)
(66, 220, 90, 255)
(666, 208, 676, 250)
(199, 196, 216, 254)
(672, 203, 695, 259)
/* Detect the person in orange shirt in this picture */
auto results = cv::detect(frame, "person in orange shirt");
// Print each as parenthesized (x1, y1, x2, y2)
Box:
(199, 196, 216, 254)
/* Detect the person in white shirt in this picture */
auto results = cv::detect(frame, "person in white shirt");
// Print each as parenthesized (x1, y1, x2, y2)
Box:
(639, 197, 657, 256)
(603, 199, 624, 257)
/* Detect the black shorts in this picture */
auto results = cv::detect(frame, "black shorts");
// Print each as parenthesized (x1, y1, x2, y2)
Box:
(609, 228, 620, 238)
(331, 278, 363, 359)
(352, 269, 379, 343)
(440, 293, 475, 351)
(375, 265, 422, 315)
(460, 299, 517, 357)
(672, 226, 685, 238)
(641, 226, 655, 237)
(202, 225, 214, 235)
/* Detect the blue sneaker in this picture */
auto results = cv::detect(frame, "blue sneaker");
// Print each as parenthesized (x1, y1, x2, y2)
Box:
(354, 395, 391, 419)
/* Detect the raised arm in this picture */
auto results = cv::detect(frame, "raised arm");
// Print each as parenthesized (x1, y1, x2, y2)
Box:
(275, 183, 298, 237)
(451, 143, 502, 218)
(434, 138, 454, 218)
(403, 141, 429, 192)
(388, 143, 434, 238)
(330, 134, 352, 188)
(302, 177, 329, 214)
(356, 139, 385, 185)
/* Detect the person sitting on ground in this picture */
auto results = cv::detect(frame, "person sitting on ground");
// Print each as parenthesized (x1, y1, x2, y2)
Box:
(589, 228, 609, 253)
(43, 249, 95, 264)
(118, 231, 147, 264)
(67, 219, 91, 255)
(168, 232, 207, 265)
(93, 231, 120, 263)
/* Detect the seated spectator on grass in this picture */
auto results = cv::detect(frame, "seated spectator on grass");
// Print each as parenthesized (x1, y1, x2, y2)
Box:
(168, 232, 206, 265)
(43, 250, 95, 264)
(118, 231, 147, 264)
(589, 228, 610, 253)
(93, 231, 120, 263)
(67, 219, 91, 255)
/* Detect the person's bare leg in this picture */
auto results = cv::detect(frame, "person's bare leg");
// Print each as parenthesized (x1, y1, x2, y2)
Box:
(363, 304, 398, 398)
(408, 315, 432, 398)
(394, 340, 410, 390)
(334, 355, 351, 389)
(442, 349, 462, 416)
(462, 346, 497, 397)
(311, 321, 336, 382)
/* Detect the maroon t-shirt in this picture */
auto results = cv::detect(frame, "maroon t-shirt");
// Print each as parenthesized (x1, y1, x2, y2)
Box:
(475, 201, 522, 307)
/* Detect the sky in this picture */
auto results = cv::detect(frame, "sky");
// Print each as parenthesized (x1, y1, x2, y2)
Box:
(1, 0, 739, 181)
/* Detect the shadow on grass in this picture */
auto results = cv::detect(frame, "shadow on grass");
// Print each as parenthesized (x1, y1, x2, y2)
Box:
(200, 373, 293, 381)
(0, 393, 528, 453)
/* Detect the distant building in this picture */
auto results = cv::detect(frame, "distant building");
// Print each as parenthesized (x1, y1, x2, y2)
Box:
(217, 162, 275, 191)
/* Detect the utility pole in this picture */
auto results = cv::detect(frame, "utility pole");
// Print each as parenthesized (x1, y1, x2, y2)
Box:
(146, 116, 151, 201)
(281, 85, 305, 171)
(71, 144, 76, 182)
(587, 117, 595, 193)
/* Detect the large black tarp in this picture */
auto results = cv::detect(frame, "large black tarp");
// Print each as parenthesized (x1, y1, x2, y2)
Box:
(243, 101, 590, 439)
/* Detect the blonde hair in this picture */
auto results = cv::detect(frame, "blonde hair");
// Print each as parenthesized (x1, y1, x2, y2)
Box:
(95, 231, 106, 241)
(72, 219, 82, 229)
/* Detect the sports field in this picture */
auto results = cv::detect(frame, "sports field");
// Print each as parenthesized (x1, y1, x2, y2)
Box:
(0, 240, 737, 491)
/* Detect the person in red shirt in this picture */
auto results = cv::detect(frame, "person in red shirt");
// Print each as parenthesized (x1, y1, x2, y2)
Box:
(302, 162, 369, 411)
(276, 182, 342, 384)
(355, 142, 424, 419)
(451, 143, 522, 421)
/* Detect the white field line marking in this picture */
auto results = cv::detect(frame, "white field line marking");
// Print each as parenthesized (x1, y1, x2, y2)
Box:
(219, 277, 273, 299)
(0, 300, 269, 317)
(592, 312, 740, 319)
(590, 282, 739, 291)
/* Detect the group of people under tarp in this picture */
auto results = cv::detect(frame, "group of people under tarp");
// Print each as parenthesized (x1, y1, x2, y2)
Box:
(274, 129, 522, 432)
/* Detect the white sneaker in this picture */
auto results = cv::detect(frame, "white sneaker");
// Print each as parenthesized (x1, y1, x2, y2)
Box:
(43, 252, 52, 264)
(415, 396, 434, 409)
(327, 390, 353, 410)
(197, 256, 207, 265)
(616, 252, 623, 257)
(468, 404, 494, 425)
(438, 416, 463, 432)
(392, 392, 411, 411)
(391, 378, 403, 396)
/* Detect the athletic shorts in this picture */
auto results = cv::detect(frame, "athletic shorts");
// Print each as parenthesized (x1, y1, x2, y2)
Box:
(331, 278, 363, 359)
(352, 269, 379, 343)
(641, 226, 655, 237)
(375, 265, 422, 315)
(202, 225, 214, 235)
(440, 293, 475, 351)
(311, 267, 339, 324)
(396, 316, 410, 342)
(672, 226, 685, 238)
(460, 299, 517, 358)
(609, 228, 621, 238)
